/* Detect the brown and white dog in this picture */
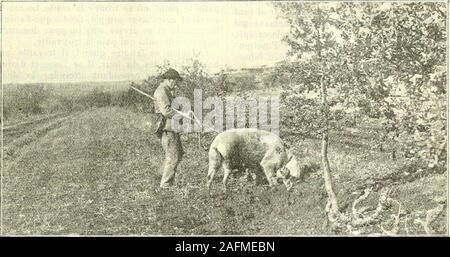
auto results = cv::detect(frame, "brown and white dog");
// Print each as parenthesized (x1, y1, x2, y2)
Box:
(207, 128, 301, 191)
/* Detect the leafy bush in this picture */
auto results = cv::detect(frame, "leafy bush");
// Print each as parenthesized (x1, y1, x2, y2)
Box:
(3, 84, 50, 119)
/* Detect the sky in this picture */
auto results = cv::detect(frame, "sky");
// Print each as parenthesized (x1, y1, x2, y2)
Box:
(2, 2, 290, 84)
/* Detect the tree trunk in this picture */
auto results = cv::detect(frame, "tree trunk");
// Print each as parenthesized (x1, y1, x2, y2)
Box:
(321, 80, 339, 214)
(315, 9, 340, 215)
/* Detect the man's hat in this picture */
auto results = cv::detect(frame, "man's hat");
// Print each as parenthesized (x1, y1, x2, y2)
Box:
(159, 68, 182, 81)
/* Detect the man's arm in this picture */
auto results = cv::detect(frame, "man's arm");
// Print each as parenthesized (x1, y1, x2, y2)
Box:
(154, 88, 176, 118)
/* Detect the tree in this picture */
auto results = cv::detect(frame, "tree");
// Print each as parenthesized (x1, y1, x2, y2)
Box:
(383, 3, 447, 172)
(275, 2, 446, 234)
(181, 57, 216, 100)
(276, 3, 446, 234)
(338, 2, 447, 171)
(216, 69, 230, 97)
(276, 1, 349, 223)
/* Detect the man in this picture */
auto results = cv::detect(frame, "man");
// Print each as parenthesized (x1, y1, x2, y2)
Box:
(153, 68, 184, 188)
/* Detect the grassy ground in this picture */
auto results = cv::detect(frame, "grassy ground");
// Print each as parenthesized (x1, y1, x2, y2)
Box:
(2, 107, 447, 235)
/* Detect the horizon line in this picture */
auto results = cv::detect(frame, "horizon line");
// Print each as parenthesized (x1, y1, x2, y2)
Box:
(2, 62, 283, 86)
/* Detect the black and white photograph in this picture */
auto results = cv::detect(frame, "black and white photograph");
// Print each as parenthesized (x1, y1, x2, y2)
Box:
(0, 0, 448, 237)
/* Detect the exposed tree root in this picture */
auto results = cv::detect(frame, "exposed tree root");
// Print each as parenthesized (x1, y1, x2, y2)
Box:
(324, 181, 446, 235)
(413, 199, 446, 235)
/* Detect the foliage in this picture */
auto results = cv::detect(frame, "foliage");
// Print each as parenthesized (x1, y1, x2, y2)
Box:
(275, 2, 447, 173)
(180, 57, 217, 98)
(3, 81, 137, 122)
(3, 84, 50, 119)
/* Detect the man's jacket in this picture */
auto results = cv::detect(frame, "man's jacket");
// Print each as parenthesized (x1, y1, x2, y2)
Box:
(153, 84, 177, 132)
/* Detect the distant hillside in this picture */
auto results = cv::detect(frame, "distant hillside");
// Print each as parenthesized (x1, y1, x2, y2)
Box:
(3, 80, 138, 97)
(213, 64, 280, 91)
(3, 63, 282, 97)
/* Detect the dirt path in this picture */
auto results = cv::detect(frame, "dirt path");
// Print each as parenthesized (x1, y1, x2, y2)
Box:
(3, 112, 70, 143)
(3, 112, 81, 159)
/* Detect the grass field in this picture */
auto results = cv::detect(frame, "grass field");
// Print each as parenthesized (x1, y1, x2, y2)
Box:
(2, 107, 447, 235)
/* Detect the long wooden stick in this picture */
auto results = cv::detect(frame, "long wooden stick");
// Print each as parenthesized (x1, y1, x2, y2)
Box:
(130, 86, 198, 122)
